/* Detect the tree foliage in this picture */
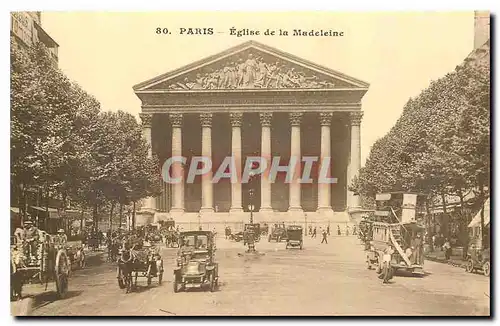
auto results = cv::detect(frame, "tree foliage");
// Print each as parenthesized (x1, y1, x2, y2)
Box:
(351, 54, 490, 208)
(11, 37, 161, 227)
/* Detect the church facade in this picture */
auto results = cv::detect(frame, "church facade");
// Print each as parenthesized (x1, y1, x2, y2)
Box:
(133, 41, 369, 224)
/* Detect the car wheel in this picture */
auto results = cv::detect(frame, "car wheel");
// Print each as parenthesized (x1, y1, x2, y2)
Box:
(483, 261, 490, 277)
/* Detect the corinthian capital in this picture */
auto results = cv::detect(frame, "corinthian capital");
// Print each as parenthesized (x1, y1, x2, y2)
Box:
(319, 112, 333, 126)
(169, 113, 183, 128)
(230, 113, 243, 127)
(289, 112, 303, 126)
(139, 113, 152, 128)
(200, 113, 213, 128)
(259, 112, 272, 127)
(349, 111, 364, 126)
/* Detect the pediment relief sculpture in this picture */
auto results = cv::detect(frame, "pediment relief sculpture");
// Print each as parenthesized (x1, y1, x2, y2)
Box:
(168, 53, 336, 90)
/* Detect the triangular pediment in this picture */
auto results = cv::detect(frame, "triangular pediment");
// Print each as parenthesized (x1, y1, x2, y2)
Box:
(134, 41, 369, 92)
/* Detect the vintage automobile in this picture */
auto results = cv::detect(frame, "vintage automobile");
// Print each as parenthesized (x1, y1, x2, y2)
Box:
(285, 225, 303, 249)
(243, 223, 261, 244)
(465, 244, 490, 276)
(116, 240, 163, 293)
(173, 231, 219, 293)
(268, 223, 287, 242)
(366, 193, 426, 276)
(11, 229, 69, 301)
(230, 231, 244, 242)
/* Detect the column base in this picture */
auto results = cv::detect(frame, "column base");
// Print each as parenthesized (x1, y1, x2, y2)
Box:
(316, 206, 334, 217)
(200, 207, 215, 214)
(259, 206, 273, 213)
(169, 208, 185, 219)
(229, 207, 244, 214)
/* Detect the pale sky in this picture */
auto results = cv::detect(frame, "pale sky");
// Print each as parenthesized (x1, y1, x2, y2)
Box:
(41, 12, 475, 165)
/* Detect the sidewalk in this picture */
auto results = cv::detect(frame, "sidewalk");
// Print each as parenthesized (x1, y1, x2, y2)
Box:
(425, 248, 466, 268)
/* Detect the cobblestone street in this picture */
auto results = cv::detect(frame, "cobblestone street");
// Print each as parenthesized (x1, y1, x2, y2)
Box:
(13, 235, 490, 316)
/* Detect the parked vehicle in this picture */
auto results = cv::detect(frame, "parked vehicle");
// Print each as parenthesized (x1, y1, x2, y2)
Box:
(11, 231, 69, 301)
(268, 223, 287, 242)
(173, 231, 219, 293)
(465, 245, 490, 276)
(285, 225, 303, 249)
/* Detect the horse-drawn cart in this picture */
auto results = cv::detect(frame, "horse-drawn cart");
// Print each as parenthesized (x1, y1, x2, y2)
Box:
(11, 233, 70, 301)
(116, 244, 164, 293)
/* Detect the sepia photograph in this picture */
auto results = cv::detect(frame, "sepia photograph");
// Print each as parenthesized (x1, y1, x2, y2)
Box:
(8, 11, 490, 316)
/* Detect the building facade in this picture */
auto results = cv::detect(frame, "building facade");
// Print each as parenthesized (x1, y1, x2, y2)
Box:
(10, 11, 59, 65)
(133, 41, 369, 224)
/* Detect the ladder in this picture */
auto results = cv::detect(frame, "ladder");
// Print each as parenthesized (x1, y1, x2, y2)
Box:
(389, 228, 412, 267)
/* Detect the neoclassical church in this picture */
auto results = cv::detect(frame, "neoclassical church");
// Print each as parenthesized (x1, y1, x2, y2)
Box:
(133, 40, 369, 225)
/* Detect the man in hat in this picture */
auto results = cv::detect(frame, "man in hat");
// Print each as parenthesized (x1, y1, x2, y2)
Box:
(411, 233, 423, 265)
(57, 229, 68, 244)
(22, 220, 39, 261)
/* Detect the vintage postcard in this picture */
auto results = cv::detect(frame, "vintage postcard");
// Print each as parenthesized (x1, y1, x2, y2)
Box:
(9, 11, 490, 316)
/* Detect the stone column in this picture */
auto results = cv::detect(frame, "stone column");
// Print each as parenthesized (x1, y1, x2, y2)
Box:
(348, 111, 363, 211)
(200, 113, 214, 214)
(259, 112, 273, 213)
(229, 113, 243, 214)
(139, 113, 157, 219)
(317, 112, 334, 215)
(288, 112, 303, 214)
(169, 113, 184, 215)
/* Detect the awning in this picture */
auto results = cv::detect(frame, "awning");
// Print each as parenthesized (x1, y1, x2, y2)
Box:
(30, 206, 61, 219)
(468, 198, 490, 228)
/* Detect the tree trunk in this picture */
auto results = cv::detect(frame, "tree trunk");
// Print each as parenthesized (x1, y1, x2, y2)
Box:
(109, 202, 115, 235)
(45, 186, 50, 232)
(458, 190, 468, 259)
(441, 192, 448, 238)
(479, 185, 486, 249)
(132, 201, 136, 230)
(80, 208, 85, 235)
(93, 203, 98, 235)
(119, 202, 123, 231)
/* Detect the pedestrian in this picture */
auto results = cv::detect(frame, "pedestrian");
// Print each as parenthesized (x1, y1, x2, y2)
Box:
(321, 229, 328, 244)
(327, 225, 330, 236)
(312, 227, 317, 238)
(410, 233, 423, 265)
(443, 238, 452, 260)
(337, 225, 341, 236)
(431, 233, 436, 252)
(346, 225, 350, 236)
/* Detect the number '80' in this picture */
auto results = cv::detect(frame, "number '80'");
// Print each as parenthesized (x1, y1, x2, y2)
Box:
(156, 28, 169, 34)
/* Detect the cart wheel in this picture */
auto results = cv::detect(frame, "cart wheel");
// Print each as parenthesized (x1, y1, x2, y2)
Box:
(465, 259, 474, 273)
(483, 262, 490, 277)
(55, 250, 69, 299)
